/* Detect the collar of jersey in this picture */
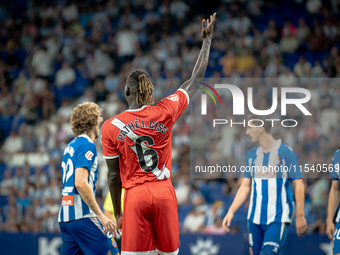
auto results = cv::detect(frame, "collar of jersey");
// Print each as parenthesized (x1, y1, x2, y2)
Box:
(126, 105, 150, 112)
(257, 139, 281, 154)
(77, 134, 93, 143)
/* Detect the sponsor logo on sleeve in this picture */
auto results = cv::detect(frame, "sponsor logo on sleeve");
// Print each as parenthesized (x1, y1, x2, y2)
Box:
(85, 151, 94, 160)
(167, 94, 179, 101)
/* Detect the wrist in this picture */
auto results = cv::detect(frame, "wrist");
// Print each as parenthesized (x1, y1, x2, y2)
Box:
(326, 218, 334, 223)
(296, 213, 305, 218)
(203, 38, 212, 44)
(97, 211, 105, 218)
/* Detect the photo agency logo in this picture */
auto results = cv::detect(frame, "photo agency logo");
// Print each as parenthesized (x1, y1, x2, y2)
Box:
(199, 83, 312, 128)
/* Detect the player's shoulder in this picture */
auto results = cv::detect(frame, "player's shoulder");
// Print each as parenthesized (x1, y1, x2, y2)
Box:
(278, 142, 297, 160)
(332, 149, 340, 161)
(246, 147, 257, 158)
(74, 135, 96, 153)
(279, 142, 294, 154)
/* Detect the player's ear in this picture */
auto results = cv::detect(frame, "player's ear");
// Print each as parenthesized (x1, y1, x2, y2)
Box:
(125, 87, 130, 97)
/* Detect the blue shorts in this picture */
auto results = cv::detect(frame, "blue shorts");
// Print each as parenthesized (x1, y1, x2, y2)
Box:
(248, 221, 289, 255)
(333, 222, 340, 254)
(59, 217, 119, 255)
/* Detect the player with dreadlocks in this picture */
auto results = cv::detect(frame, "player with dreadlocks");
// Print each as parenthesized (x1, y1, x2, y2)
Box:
(101, 13, 216, 255)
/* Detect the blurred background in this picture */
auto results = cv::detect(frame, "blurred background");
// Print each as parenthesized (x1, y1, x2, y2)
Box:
(0, 0, 339, 254)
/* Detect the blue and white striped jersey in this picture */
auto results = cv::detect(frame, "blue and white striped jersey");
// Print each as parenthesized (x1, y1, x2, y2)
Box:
(331, 149, 340, 223)
(243, 139, 303, 225)
(58, 134, 98, 223)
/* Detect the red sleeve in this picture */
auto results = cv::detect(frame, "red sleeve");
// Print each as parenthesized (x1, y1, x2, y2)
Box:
(101, 120, 120, 159)
(156, 89, 189, 123)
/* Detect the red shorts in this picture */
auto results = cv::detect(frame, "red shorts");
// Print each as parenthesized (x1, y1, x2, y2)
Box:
(121, 180, 179, 255)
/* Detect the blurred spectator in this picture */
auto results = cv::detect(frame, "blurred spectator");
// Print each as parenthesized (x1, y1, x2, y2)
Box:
(12, 168, 26, 191)
(294, 56, 312, 77)
(281, 19, 297, 36)
(220, 50, 237, 76)
(280, 34, 299, 53)
(0, 170, 14, 196)
(31, 46, 53, 79)
(296, 19, 311, 44)
(115, 25, 140, 68)
(204, 217, 225, 235)
(175, 175, 190, 205)
(57, 99, 73, 121)
(29, 168, 48, 187)
(308, 178, 330, 234)
(236, 49, 255, 73)
(182, 208, 205, 233)
(309, 26, 329, 52)
(264, 20, 280, 43)
(94, 79, 109, 102)
(55, 63, 76, 88)
(2, 131, 23, 155)
(279, 67, 297, 87)
(311, 60, 324, 78)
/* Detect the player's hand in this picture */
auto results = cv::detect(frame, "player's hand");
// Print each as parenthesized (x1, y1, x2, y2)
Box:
(98, 213, 117, 236)
(295, 215, 307, 237)
(201, 12, 216, 40)
(222, 211, 234, 232)
(326, 220, 336, 240)
(115, 214, 122, 230)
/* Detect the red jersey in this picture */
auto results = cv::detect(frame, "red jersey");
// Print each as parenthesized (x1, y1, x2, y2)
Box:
(101, 89, 189, 189)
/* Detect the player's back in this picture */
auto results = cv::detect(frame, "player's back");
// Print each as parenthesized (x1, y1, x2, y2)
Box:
(58, 134, 98, 223)
(102, 89, 189, 189)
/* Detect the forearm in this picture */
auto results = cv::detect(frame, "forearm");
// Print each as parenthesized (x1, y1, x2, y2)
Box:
(229, 186, 250, 214)
(108, 170, 122, 218)
(327, 188, 339, 222)
(180, 39, 211, 98)
(77, 183, 103, 217)
(294, 181, 305, 217)
(191, 38, 211, 80)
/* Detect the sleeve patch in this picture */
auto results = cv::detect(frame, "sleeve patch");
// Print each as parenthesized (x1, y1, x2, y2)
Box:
(85, 151, 94, 160)
(166, 94, 179, 101)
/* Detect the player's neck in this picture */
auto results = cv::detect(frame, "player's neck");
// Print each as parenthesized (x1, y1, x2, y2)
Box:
(81, 132, 95, 142)
(128, 101, 144, 110)
(259, 134, 277, 153)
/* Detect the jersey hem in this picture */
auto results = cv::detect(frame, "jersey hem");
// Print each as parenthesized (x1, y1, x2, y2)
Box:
(157, 248, 179, 255)
(121, 251, 157, 255)
(103, 155, 119, 159)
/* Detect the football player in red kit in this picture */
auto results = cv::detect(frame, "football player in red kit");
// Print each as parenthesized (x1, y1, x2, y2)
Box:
(101, 13, 216, 255)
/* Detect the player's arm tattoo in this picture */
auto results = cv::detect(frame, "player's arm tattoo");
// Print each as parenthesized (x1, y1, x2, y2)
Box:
(106, 158, 122, 218)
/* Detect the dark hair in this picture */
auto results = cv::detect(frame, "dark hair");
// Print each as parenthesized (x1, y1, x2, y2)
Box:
(127, 69, 154, 106)
(247, 114, 272, 133)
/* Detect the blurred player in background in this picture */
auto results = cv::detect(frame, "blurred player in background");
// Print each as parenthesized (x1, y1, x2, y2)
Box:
(104, 189, 125, 223)
(222, 116, 307, 255)
(101, 13, 216, 255)
(326, 149, 340, 255)
(58, 102, 119, 255)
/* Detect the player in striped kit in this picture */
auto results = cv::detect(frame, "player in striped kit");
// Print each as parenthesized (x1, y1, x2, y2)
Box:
(222, 117, 307, 255)
(58, 102, 119, 255)
(326, 149, 340, 255)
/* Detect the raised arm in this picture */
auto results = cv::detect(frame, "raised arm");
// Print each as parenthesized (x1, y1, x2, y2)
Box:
(180, 13, 216, 100)
(106, 158, 122, 229)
